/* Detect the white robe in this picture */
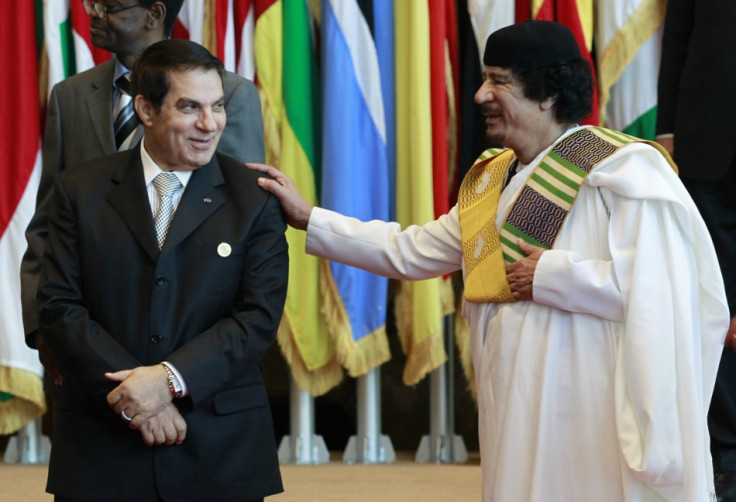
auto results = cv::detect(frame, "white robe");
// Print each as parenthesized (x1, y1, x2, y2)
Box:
(305, 126, 728, 501)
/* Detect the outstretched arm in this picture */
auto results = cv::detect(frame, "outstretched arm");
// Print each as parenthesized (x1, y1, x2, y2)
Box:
(249, 162, 462, 280)
(246, 163, 314, 230)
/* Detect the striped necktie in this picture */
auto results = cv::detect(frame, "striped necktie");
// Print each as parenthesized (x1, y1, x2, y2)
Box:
(152, 173, 182, 249)
(113, 74, 138, 150)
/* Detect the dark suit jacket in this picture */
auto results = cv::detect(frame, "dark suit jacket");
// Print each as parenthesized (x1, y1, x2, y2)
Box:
(36, 147, 287, 501)
(22, 58, 266, 343)
(656, 0, 736, 181)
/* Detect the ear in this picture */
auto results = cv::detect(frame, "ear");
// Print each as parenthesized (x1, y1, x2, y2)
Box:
(145, 2, 166, 32)
(539, 96, 556, 112)
(134, 95, 155, 127)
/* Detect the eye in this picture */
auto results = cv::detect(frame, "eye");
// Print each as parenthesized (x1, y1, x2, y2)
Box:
(212, 102, 225, 112)
(177, 102, 198, 112)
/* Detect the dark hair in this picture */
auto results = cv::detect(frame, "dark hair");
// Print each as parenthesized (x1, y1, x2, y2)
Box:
(512, 58, 593, 124)
(131, 39, 224, 111)
(137, 0, 184, 38)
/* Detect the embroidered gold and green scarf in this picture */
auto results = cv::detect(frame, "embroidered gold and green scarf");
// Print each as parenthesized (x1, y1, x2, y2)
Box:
(458, 127, 675, 303)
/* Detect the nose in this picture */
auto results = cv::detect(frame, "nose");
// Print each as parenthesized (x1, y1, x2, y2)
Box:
(474, 81, 493, 105)
(197, 108, 217, 132)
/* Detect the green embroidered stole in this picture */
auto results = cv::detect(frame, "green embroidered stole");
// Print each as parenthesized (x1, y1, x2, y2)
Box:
(459, 127, 676, 303)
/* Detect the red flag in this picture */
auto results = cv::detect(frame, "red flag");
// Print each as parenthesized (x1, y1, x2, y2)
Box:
(234, 0, 251, 64)
(0, 0, 47, 435)
(428, 0, 450, 219)
(215, 0, 230, 63)
(516, 0, 532, 22)
(0, 3, 40, 231)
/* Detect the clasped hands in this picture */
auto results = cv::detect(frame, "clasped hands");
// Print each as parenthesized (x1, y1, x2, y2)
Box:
(105, 364, 186, 447)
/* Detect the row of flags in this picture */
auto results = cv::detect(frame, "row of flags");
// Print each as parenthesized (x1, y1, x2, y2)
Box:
(0, 0, 113, 436)
(1, 0, 665, 434)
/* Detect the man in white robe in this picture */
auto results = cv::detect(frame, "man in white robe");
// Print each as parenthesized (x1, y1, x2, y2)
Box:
(250, 21, 729, 502)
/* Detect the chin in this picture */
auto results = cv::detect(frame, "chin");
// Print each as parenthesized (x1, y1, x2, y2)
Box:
(89, 35, 111, 51)
(485, 131, 506, 146)
(185, 153, 215, 169)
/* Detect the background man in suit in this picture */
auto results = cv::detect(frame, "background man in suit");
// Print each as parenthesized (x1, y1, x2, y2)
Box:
(36, 39, 287, 501)
(657, 1, 736, 499)
(21, 0, 265, 384)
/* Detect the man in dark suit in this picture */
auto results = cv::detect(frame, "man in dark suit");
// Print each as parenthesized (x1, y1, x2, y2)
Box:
(21, 0, 265, 383)
(36, 39, 287, 501)
(657, 1, 736, 499)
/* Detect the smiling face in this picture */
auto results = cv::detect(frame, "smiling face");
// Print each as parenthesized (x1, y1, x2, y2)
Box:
(474, 67, 546, 150)
(135, 68, 226, 172)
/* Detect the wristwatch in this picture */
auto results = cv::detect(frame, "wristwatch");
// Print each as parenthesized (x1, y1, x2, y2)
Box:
(161, 363, 183, 398)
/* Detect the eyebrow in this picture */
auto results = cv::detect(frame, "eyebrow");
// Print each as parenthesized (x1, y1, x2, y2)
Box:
(487, 70, 511, 79)
(175, 96, 226, 106)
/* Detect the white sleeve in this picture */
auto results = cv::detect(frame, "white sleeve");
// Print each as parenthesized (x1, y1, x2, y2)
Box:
(532, 248, 624, 321)
(305, 206, 463, 280)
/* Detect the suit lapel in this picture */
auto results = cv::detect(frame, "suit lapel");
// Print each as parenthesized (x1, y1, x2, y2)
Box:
(107, 147, 160, 262)
(86, 60, 117, 154)
(86, 60, 144, 154)
(160, 156, 225, 257)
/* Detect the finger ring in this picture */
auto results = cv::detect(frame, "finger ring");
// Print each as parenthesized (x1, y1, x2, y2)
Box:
(121, 410, 133, 422)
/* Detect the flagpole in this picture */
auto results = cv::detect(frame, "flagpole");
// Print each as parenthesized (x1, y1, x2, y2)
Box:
(343, 368, 395, 464)
(3, 419, 50, 464)
(415, 314, 468, 463)
(277, 376, 329, 465)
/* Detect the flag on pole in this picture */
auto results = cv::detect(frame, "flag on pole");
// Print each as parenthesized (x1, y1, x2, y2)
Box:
(179, 1, 255, 79)
(393, 1, 447, 386)
(467, 0, 515, 68)
(41, 0, 109, 93)
(516, 0, 532, 23)
(374, 0, 396, 221)
(0, 0, 46, 435)
(596, 0, 665, 139)
(174, 0, 206, 45)
(213, 0, 237, 72)
(428, 1, 449, 219)
(531, 0, 554, 21)
(43, 0, 76, 87)
(254, 0, 342, 395)
(428, 0, 460, 214)
(233, 0, 256, 79)
(319, 0, 392, 377)
(427, 0, 458, 360)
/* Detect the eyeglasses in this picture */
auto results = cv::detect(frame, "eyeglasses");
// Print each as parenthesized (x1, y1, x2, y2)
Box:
(82, 1, 147, 18)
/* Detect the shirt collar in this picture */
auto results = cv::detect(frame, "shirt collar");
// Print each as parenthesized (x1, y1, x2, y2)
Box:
(113, 57, 130, 88)
(140, 137, 193, 188)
